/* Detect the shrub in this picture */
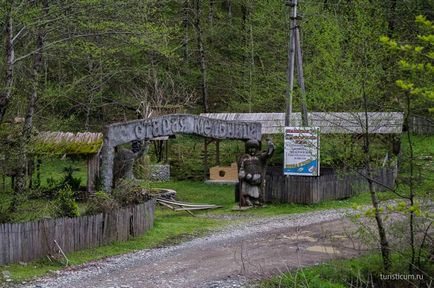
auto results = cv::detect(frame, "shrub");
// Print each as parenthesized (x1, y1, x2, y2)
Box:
(134, 155, 151, 179)
(61, 166, 81, 191)
(112, 179, 151, 207)
(85, 191, 119, 215)
(93, 175, 103, 192)
(0, 206, 12, 224)
(53, 185, 79, 218)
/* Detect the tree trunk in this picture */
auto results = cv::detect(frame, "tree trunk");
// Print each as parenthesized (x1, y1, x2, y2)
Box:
(363, 90, 391, 273)
(208, 0, 214, 28)
(194, 0, 209, 113)
(15, 0, 48, 197)
(405, 92, 416, 274)
(0, 2, 15, 124)
(183, 0, 189, 61)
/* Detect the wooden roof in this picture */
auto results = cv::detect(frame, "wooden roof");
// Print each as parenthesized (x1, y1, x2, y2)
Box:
(200, 112, 404, 134)
(34, 132, 103, 155)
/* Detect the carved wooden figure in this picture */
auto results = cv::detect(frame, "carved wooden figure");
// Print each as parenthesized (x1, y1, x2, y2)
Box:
(238, 139, 274, 206)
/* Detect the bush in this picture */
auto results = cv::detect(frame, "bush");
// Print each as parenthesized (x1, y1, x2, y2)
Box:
(85, 191, 119, 215)
(61, 166, 81, 191)
(0, 206, 12, 224)
(53, 185, 79, 218)
(134, 155, 151, 179)
(112, 179, 151, 207)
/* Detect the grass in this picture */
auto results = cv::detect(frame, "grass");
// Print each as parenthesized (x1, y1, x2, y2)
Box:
(38, 158, 87, 184)
(152, 180, 398, 217)
(259, 252, 434, 288)
(398, 134, 434, 197)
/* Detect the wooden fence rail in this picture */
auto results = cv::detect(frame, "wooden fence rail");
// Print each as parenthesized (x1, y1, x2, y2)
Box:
(265, 166, 397, 204)
(0, 200, 155, 265)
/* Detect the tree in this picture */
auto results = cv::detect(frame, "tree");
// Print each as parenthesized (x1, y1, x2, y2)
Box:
(0, 0, 16, 123)
(381, 14, 434, 275)
(380, 15, 434, 112)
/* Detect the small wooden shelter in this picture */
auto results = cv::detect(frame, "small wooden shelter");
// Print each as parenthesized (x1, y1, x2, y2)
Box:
(200, 112, 404, 182)
(34, 132, 103, 192)
(200, 112, 404, 134)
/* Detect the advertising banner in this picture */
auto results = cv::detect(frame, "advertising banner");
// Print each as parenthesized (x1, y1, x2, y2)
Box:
(284, 127, 320, 176)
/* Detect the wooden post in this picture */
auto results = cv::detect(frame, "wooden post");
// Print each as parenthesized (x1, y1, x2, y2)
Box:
(165, 139, 169, 164)
(203, 138, 209, 181)
(295, 25, 308, 126)
(87, 154, 100, 193)
(215, 139, 220, 166)
(285, 0, 297, 127)
(36, 158, 41, 188)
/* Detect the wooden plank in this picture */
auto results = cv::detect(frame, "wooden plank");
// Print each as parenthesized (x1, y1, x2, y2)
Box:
(5, 224, 10, 264)
(0, 201, 156, 265)
(0, 224, 5, 264)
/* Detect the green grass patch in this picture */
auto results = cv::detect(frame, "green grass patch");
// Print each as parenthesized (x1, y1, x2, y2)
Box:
(151, 180, 398, 217)
(260, 252, 434, 287)
(36, 158, 87, 186)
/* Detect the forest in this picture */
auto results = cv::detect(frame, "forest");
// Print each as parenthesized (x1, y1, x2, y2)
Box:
(0, 0, 432, 127)
(0, 0, 433, 286)
(1, 0, 433, 182)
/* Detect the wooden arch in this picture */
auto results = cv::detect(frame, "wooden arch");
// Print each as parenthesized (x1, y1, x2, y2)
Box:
(100, 114, 262, 192)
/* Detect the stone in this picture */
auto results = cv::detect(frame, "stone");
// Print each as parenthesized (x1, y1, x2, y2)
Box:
(148, 165, 170, 182)
(2, 270, 11, 278)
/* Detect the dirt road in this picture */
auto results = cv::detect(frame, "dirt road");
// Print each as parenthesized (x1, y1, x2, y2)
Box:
(19, 209, 365, 288)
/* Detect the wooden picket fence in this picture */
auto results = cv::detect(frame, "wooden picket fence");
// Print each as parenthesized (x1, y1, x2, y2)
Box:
(0, 200, 155, 265)
(264, 166, 397, 204)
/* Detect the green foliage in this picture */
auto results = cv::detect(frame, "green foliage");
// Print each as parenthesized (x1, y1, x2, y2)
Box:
(37, 165, 82, 198)
(0, 123, 23, 175)
(52, 185, 79, 218)
(133, 155, 151, 180)
(112, 179, 151, 207)
(380, 15, 434, 112)
(0, 206, 12, 224)
(261, 252, 433, 288)
(61, 166, 82, 191)
(5, 0, 431, 130)
(84, 191, 119, 215)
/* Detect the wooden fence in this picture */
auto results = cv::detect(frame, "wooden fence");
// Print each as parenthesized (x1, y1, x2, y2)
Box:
(409, 116, 434, 135)
(0, 200, 155, 265)
(264, 166, 397, 204)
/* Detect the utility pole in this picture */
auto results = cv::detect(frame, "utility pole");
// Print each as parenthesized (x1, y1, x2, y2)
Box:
(295, 27, 308, 126)
(285, 0, 308, 127)
(285, 0, 296, 127)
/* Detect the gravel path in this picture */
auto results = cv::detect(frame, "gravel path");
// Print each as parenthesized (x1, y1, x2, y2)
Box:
(13, 208, 365, 288)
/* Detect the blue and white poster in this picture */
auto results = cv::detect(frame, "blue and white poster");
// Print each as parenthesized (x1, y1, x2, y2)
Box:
(284, 127, 320, 176)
